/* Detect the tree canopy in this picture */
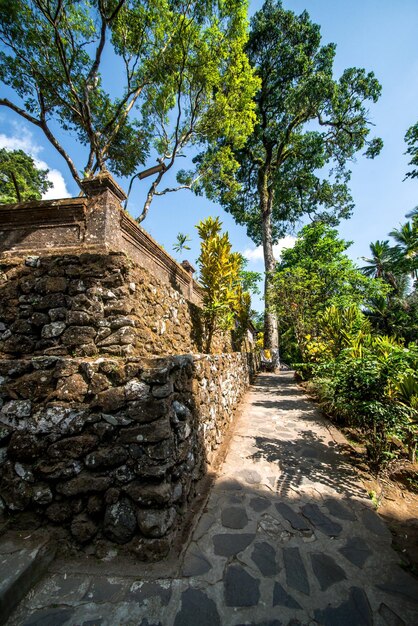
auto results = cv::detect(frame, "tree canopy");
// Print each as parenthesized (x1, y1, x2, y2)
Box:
(0, 0, 259, 219)
(0, 148, 52, 203)
(198, 0, 382, 362)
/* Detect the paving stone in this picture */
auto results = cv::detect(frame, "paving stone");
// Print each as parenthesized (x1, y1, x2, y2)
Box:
(215, 478, 243, 491)
(361, 508, 392, 538)
(193, 513, 216, 540)
(224, 564, 260, 607)
(378, 603, 406, 626)
(258, 514, 291, 540)
(82, 577, 126, 602)
(275, 502, 311, 531)
(0, 534, 56, 624)
(213, 533, 255, 557)
(323, 498, 356, 521)
(310, 552, 347, 591)
(23, 608, 76, 626)
(221, 507, 249, 529)
(250, 497, 271, 512)
(174, 588, 220, 626)
(239, 469, 262, 484)
(377, 567, 418, 602)
(226, 494, 243, 505)
(125, 580, 172, 606)
(182, 548, 212, 577)
(339, 537, 372, 568)
(251, 541, 279, 576)
(301, 503, 342, 536)
(283, 547, 310, 595)
(314, 586, 373, 626)
(272, 582, 301, 609)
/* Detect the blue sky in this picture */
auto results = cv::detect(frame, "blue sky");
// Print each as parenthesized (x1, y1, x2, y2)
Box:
(1, 1, 417, 311)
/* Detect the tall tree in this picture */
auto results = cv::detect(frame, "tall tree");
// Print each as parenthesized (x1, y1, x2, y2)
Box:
(0, 0, 258, 216)
(200, 0, 382, 366)
(0, 148, 52, 203)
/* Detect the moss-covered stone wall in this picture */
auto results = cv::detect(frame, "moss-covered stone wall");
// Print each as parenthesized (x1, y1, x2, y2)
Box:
(0, 353, 257, 559)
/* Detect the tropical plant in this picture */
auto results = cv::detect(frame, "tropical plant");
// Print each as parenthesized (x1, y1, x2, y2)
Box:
(360, 240, 399, 288)
(389, 219, 418, 280)
(173, 233, 191, 255)
(361, 213, 418, 342)
(272, 223, 385, 362)
(196, 216, 250, 352)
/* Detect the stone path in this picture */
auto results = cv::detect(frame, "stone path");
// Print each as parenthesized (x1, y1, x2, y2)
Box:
(5, 372, 418, 625)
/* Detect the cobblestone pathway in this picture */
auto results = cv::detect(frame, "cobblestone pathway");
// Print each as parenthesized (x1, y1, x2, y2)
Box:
(7, 372, 418, 625)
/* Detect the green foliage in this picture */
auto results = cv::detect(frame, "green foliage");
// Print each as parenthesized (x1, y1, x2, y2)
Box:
(173, 233, 191, 255)
(405, 122, 418, 180)
(309, 337, 413, 468)
(0, 0, 259, 211)
(0, 148, 52, 203)
(272, 222, 385, 362)
(305, 313, 418, 468)
(237, 255, 262, 295)
(196, 0, 382, 353)
(200, 0, 382, 241)
(196, 216, 251, 352)
(361, 211, 418, 343)
(284, 217, 418, 469)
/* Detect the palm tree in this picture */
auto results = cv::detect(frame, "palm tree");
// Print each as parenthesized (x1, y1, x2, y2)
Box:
(390, 218, 418, 280)
(406, 206, 418, 220)
(360, 240, 399, 289)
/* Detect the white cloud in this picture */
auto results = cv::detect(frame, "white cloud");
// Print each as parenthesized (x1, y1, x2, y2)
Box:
(0, 129, 70, 199)
(41, 169, 70, 199)
(243, 235, 297, 263)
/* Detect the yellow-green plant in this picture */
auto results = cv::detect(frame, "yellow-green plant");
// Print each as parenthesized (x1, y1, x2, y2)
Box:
(393, 373, 418, 462)
(196, 216, 250, 352)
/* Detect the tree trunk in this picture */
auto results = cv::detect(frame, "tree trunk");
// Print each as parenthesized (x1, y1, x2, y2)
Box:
(10, 171, 22, 202)
(259, 171, 280, 370)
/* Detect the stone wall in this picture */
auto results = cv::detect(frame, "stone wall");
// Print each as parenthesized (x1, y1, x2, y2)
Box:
(0, 352, 257, 559)
(0, 174, 259, 559)
(0, 173, 203, 306)
(0, 251, 231, 359)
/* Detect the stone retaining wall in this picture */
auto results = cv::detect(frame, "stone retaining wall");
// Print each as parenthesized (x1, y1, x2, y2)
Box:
(0, 352, 257, 559)
(0, 251, 231, 359)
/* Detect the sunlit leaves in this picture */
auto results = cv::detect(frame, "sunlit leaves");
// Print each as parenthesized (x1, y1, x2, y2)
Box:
(196, 216, 251, 351)
(0, 148, 52, 203)
(0, 0, 259, 193)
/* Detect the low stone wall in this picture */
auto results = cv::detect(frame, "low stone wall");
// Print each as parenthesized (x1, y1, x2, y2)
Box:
(0, 251, 231, 359)
(0, 352, 257, 559)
